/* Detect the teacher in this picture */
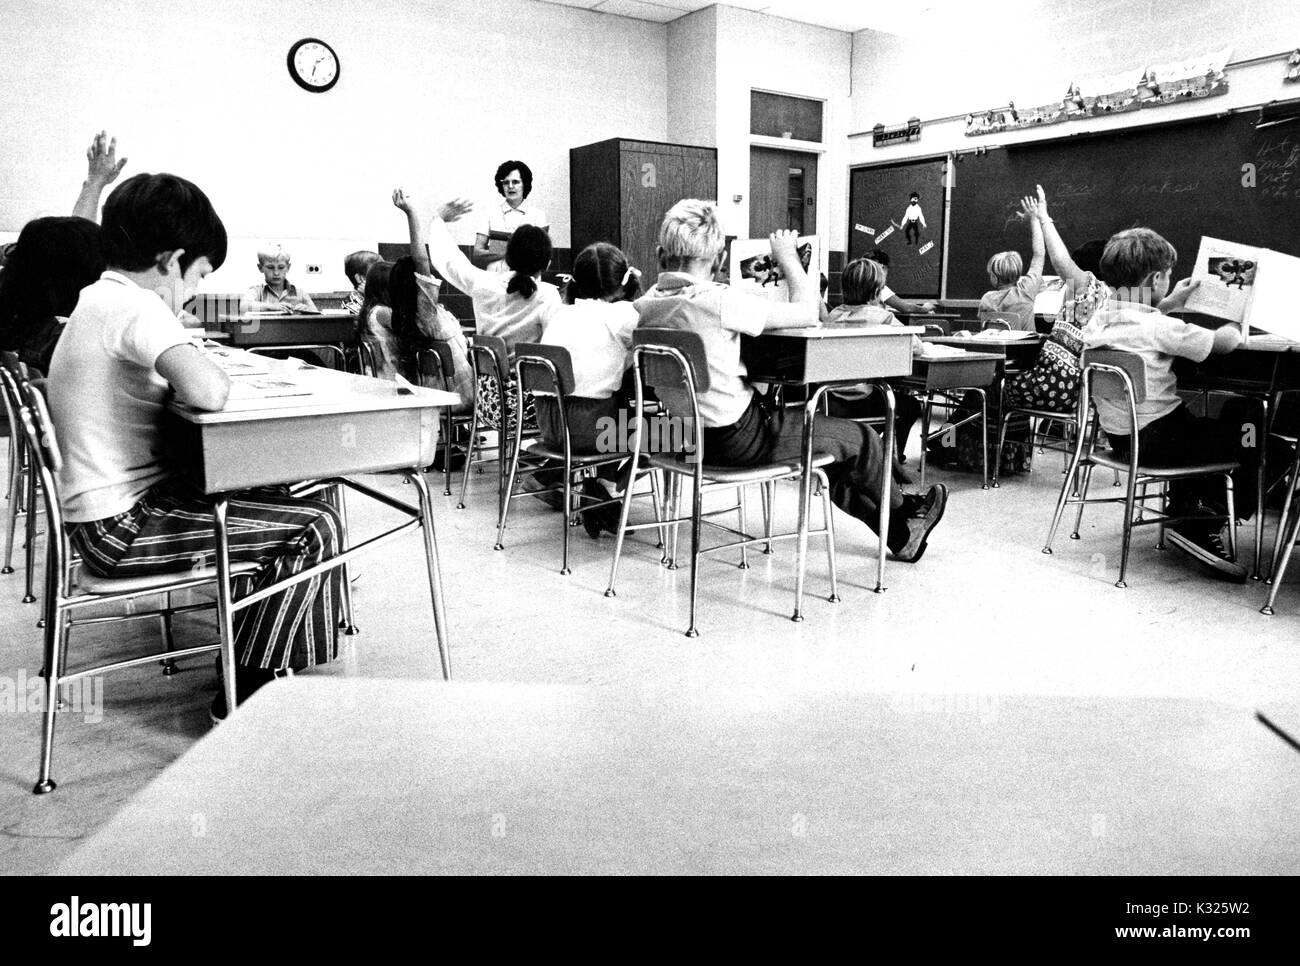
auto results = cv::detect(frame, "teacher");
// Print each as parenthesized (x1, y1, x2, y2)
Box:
(473, 160, 550, 271)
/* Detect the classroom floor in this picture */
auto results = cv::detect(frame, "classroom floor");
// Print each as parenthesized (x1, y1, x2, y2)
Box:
(2, 436, 1299, 875)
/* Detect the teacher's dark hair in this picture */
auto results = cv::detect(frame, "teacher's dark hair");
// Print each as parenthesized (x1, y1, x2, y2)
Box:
(101, 172, 227, 273)
(505, 225, 552, 299)
(495, 160, 534, 199)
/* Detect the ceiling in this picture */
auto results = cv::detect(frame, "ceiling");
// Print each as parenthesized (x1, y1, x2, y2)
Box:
(532, 0, 951, 33)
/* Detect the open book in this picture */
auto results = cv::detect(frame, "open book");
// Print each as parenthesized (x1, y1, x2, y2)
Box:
(1183, 236, 1300, 341)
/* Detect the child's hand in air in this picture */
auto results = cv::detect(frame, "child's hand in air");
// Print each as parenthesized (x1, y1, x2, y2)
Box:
(85, 131, 127, 187)
(392, 187, 417, 214)
(437, 198, 474, 223)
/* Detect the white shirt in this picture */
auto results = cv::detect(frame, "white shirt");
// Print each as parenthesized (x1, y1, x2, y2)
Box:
(479, 200, 549, 239)
(539, 300, 638, 399)
(426, 218, 560, 356)
(47, 272, 193, 522)
(903, 202, 926, 226)
(1080, 300, 1215, 434)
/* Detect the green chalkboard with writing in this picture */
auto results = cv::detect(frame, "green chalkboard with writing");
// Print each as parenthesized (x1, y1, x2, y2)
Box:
(946, 111, 1300, 298)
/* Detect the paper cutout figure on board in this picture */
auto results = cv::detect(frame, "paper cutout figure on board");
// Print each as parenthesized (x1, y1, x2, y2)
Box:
(893, 192, 927, 245)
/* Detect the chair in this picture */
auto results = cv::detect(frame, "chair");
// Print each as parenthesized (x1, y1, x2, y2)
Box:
(0, 353, 39, 607)
(415, 341, 476, 498)
(10, 375, 257, 794)
(454, 334, 524, 514)
(1262, 438, 1300, 615)
(1043, 349, 1239, 588)
(982, 319, 1012, 331)
(604, 328, 839, 637)
(494, 343, 644, 575)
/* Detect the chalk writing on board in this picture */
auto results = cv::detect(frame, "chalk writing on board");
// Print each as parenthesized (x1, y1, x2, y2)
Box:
(1049, 182, 1097, 199)
(1119, 180, 1202, 195)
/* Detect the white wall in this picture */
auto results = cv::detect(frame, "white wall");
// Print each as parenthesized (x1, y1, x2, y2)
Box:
(0, 0, 669, 291)
(849, 0, 1300, 166)
(715, 5, 854, 259)
(667, 6, 718, 148)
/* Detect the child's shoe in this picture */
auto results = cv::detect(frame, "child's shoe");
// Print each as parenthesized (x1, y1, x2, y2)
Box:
(1166, 522, 1246, 583)
(890, 483, 948, 563)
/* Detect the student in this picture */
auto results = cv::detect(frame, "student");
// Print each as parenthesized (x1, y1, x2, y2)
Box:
(1079, 227, 1286, 580)
(635, 199, 947, 564)
(536, 242, 641, 535)
(415, 189, 561, 431)
(388, 191, 475, 413)
(821, 257, 924, 460)
(0, 132, 128, 372)
(978, 215, 1044, 331)
(865, 249, 936, 316)
(342, 250, 381, 316)
(356, 259, 396, 378)
(46, 173, 343, 719)
(1004, 186, 1108, 414)
(244, 244, 318, 313)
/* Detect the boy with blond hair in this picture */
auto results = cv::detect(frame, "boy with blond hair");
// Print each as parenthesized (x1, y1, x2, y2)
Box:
(245, 243, 318, 312)
(634, 199, 947, 564)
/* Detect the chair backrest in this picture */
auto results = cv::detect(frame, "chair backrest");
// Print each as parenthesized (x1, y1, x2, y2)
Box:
(1080, 348, 1147, 406)
(467, 334, 509, 384)
(982, 318, 1011, 331)
(415, 342, 455, 382)
(633, 328, 711, 394)
(922, 323, 947, 337)
(9, 375, 72, 587)
(0, 355, 24, 443)
(514, 343, 576, 397)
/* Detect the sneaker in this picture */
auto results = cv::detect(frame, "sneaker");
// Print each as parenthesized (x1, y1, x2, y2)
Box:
(580, 480, 620, 539)
(1166, 523, 1247, 582)
(891, 483, 948, 564)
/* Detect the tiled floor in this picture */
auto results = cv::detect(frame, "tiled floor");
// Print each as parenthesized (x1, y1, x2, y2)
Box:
(3, 439, 1299, 874)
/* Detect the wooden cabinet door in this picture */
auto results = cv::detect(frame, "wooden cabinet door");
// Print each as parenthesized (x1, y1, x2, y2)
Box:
(620, 148, 684, 289)
(750, 147, 817, 237)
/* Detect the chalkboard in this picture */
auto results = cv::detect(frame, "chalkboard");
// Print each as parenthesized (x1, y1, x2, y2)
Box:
(946, 111, 1300, 298)
(847, 157, 947, 299)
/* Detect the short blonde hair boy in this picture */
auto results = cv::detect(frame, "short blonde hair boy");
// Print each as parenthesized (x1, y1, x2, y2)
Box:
(659, 199, 725, 263)
(1099, 228, 1177, 288)
(986, 251, 1023, 286)
(257, 244, 290, 266)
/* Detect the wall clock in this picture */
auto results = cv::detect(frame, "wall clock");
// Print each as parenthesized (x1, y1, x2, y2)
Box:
(287, 38, 339, 93)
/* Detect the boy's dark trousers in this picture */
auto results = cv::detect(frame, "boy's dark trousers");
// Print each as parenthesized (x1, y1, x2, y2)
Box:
(1105, 400, 1293, 523)
(700, 394, 914, 552)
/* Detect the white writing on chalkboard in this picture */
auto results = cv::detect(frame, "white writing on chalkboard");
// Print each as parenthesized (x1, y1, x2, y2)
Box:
(1119, 180, 1201, 195)
(1257, 136, 1300, 199)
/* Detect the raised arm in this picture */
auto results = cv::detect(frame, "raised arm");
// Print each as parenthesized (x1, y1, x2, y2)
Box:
(1021, 186, 1083, 285)
(1027, 213, 1045, 277)
(393, 188, 478, 289)
(71, 131, 127, 222)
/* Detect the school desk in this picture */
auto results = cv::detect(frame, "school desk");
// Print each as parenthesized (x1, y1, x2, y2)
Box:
(218, 309, 356, 369)
(924, 332, 1047, 372)
(898, 349, 1004, 489)
(1174, 336, 1300, 581)
(57, 678, 1300, 875)
(166, 356, 459, 711)
(742, 324, 917, 599)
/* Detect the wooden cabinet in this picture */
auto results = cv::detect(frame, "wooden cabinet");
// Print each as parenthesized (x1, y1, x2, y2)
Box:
(570, 139, 718, 290)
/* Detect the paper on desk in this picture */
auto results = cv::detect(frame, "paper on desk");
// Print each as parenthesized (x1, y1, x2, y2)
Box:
(1033, 276, 1066, 317)
(226, 378, 313, 401)
(973, 329, 1036, 340)
(918, 343, 973, 359)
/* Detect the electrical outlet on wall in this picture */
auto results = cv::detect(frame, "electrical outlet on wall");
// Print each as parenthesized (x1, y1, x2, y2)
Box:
(306, 264, 321, 274)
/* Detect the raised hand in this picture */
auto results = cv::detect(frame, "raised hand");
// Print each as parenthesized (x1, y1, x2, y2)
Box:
(86, 131, 127, 186)
(392, 187, 416, 214)
(437, 198, 474, 223)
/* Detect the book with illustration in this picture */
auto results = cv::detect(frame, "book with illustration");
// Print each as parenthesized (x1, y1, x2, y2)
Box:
(729, 235, 819, 302)
(1183, 236, 1300, 341)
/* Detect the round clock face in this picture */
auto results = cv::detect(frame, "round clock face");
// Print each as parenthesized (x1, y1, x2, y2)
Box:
(288, 38, 339, 93)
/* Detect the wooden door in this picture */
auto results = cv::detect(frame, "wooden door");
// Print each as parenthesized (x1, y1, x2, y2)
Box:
(750, 147, 817, 238)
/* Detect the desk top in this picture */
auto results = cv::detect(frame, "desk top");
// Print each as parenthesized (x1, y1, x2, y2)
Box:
(170, 347, 458, 425)
(219, 309, 353, 324)
(762, 323, 923, 341)
(58, 678, 1300, 875)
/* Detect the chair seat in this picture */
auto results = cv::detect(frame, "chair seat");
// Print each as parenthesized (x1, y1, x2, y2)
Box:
(648, 451, 836, 483)
(74, 561, 261, 594)
(1089, 450, 1239, 478)
(1005, 406, 1078, 421)
(520, 439, 627, 465)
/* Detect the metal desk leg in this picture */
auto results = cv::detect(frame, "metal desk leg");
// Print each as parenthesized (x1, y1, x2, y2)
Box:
(877, 385, 896, 594)
(1253, 395, 1270, 580)
(793, 386, 828, 622)
(213, 498, 239, 715)
(332, 483, 358, 635)
(407, 470, 452, 680)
